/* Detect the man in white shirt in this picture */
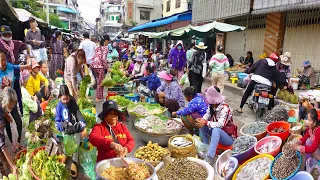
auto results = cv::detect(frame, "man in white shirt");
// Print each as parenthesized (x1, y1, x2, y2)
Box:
(78, 32, 96, 66)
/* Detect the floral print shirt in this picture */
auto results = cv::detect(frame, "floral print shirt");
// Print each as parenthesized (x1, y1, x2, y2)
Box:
(91, 46, 108, 69)
(176, 93, 208, 116)
(202, 102, 234, 129)
(157, 80, 185, 107)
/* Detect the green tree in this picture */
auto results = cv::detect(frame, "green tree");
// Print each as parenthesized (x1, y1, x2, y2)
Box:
(10, 0, 64, 28)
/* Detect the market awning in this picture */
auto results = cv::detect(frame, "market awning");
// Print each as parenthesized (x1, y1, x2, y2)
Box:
(14, 8, 48, 26)
(0, 0, 19, 22)
(134, 21, 246, 39)
(128, 10, 192, 32)
(57, 6, 78, 14)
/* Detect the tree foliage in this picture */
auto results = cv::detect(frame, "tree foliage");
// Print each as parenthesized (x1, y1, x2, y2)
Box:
(10, 0, 64, 28)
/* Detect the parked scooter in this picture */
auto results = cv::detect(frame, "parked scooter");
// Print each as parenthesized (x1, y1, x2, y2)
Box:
(248, 84, 272, 119)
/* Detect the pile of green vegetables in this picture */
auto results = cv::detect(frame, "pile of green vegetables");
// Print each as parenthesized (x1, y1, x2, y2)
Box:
(31, 150, 69, 180)
(112, 61, 123, 70)
(109, 95, 133, 108)
(78, 97, 94, 110)
(82, 111, 96, 129)
(79, 75, 91, 98)
(101, 75, 116, 87)
(101, 61, 130, 86)
(15, 150, 33, 180)
(112, 75, 130, 84)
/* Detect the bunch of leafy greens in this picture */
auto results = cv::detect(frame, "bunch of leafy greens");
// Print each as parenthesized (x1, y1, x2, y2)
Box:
(112, 61, 123, 70)
(78, 98, 93, 110)
(82, 111, 96, 130)
(109, 95, 133, 108)
(15, 151, 33, 180)
(101, 75, 116, 87)
(31, 150, 69, 180)
(79, 75, 91, 98)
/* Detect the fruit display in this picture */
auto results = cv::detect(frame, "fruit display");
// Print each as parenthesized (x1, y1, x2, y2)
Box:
(134, 141, 170, 162)
(277, 90, 298, 104)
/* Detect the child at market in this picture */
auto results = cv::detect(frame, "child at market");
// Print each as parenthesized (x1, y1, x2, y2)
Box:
(135, 65, 161, 102)
(55, 85, 86, 177)
(291, 108, 320, 161)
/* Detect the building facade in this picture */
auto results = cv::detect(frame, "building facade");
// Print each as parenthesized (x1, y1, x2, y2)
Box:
(163, 0, 191, 17)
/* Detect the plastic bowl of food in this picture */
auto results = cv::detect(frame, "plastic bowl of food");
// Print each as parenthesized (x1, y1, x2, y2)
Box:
(270, 151, 302, 180)
(240, 122, 268, 141)
(95, 157, 156, 180)
(254, 136, 282, 157)
(215, 150, 238, 180)
(290, 171, 314, 180)
(266, 121, 290, 140)
(231, 136, 257, 164)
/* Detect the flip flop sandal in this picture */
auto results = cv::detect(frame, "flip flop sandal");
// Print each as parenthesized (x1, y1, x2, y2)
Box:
(235, 109, 243, 113)
(70, 162, 78, 178)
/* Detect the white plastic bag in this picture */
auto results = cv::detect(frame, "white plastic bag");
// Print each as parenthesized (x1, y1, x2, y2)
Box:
(192, 134, 209, 154)
(88, 68, 96, 87)
(179, 73, 190, 86)
(202, 53, 207, 78)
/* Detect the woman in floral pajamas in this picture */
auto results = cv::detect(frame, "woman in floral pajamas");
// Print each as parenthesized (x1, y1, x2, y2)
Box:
(91, 35, 109, 102)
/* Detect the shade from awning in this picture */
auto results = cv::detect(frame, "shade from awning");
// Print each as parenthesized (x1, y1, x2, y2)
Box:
(0, 0, 19, 22)
(14, 8, 48, 26)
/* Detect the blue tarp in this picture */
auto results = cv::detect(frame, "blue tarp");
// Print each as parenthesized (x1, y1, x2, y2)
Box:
(57, 6, 78, 14)
(128, 11, 192, 32)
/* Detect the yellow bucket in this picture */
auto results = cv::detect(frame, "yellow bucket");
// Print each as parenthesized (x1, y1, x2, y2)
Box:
(232, 154, 274, 180)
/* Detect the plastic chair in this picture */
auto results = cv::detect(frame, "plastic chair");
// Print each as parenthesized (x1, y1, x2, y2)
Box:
(216, 143, 233, 155)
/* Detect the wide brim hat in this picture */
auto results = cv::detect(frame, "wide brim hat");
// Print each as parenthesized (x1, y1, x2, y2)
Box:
(136, 54, 143, 62)
(280, 52, 292, 66)
(31, 59, 41, 69)
(98, 100, 122, 120)
(159, 70, 173, 81)
(195, 42, 207, 50)
(302, 60, 311, 67)
(205, 86, 225, 104)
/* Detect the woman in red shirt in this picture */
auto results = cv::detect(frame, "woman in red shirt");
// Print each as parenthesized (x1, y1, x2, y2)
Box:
(89, 100, 135, 162)
(292, 108, 320, 161)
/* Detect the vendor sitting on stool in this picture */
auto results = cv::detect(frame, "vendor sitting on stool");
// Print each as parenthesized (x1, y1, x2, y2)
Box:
(291, 109, 320, 161)
(89, 100, 135, 162)
(196, 86, 237, 165)
(134, 65, 161, 102)
(172, 86, 209, 135)
(298, 60, 316, 90)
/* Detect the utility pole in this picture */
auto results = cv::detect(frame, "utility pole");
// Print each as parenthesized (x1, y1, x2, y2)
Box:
(46, 0, 50, 24)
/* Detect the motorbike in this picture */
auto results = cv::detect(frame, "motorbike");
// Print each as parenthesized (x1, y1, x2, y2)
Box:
(248, 84, 272, 119)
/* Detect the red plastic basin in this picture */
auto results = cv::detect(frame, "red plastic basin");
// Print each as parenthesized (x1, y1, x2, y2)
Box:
(254, 136, 282, 157)
(266, 121, 291, 140)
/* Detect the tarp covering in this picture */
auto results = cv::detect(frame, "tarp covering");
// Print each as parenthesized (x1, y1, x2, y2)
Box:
(133, 21, 246, 39)
(14, 8, 48, 26)
(57, 6, 78, 14)
(0, 0, 19, 22)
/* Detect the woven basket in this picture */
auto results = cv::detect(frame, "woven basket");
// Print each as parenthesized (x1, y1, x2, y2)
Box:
(287, 134, 303, 143)
(290, 122, 303, 135)
(134, 147, 170, 167)
(168, 135, 197, 158)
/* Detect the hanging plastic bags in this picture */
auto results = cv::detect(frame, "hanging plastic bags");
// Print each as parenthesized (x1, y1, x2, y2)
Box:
(306, 157, 320, 180)
(179, 73, 190, 86)
(79, 141, 97, 180)
(63, 134, 78, 156)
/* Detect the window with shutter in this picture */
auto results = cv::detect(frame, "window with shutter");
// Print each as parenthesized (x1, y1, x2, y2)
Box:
(140, 10, 151, 20)
(166, 0, 171, 12)
(111, 16, 114, 21)
(176, 0, 181, 8)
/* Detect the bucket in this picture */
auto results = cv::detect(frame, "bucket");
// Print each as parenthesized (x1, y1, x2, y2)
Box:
(290, 78, 300, 90)
(106, 91, 117, 100)
(124, 93, 140, 102)
(266, 121, 291, 140)
(290, 171, 314, 180)
(254, 136, 282, 157)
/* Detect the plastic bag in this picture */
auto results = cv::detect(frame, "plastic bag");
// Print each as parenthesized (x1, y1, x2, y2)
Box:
(63, 134, 78, 156)
(179, 73, 190, 86)
(191, 134, 209, 154)
(306, 157, 320, 180)
(79, 141, 97, 180)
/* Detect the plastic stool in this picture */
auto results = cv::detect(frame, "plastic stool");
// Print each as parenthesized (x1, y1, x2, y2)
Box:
(230, 77, 238, 84)
(216, 143, 233, 155)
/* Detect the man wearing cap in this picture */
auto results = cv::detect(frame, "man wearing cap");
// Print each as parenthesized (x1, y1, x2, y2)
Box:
(25, 17, 46, 50)
(298, 60, 316, 89)
(0, 25, 27, 64)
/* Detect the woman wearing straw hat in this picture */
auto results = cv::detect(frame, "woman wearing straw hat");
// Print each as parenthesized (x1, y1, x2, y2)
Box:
(196, 86, 237, 165)
(298, 60, 316, 89)
(209, 45, 229, 92)
(188, 42, 207, 93)
(130, 54, 145, 80)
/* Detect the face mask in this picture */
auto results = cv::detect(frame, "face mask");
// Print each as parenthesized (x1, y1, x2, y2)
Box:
(2, 37, 12, 42)
(177, 46, 182, 50)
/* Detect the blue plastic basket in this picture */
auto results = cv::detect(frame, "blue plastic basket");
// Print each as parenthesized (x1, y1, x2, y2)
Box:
(270, 151, 302, 180)
(124, 93, 140, 102)
(146, 97, 156, 104)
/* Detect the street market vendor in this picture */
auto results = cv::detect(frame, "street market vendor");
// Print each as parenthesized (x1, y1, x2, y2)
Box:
(0, 87, 21, 179)
(196, 86, 237, 165)
(156, 70, 185, 114)
(298, 60, 316, 89)
(291, 109, 320, 161)
(172, 86, 209, 135)
(55, 85, 86, 178)
(89, 100, 135, 162)
(130, 54, 145, 79)
(135, 65, 161, 101)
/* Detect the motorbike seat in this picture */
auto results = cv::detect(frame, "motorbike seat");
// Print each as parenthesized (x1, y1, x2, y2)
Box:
(255, 84, 271, 91)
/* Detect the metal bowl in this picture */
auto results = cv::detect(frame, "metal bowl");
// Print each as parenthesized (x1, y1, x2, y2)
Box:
(135, 127, 181, 146)
(95, 157, 156, 180)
